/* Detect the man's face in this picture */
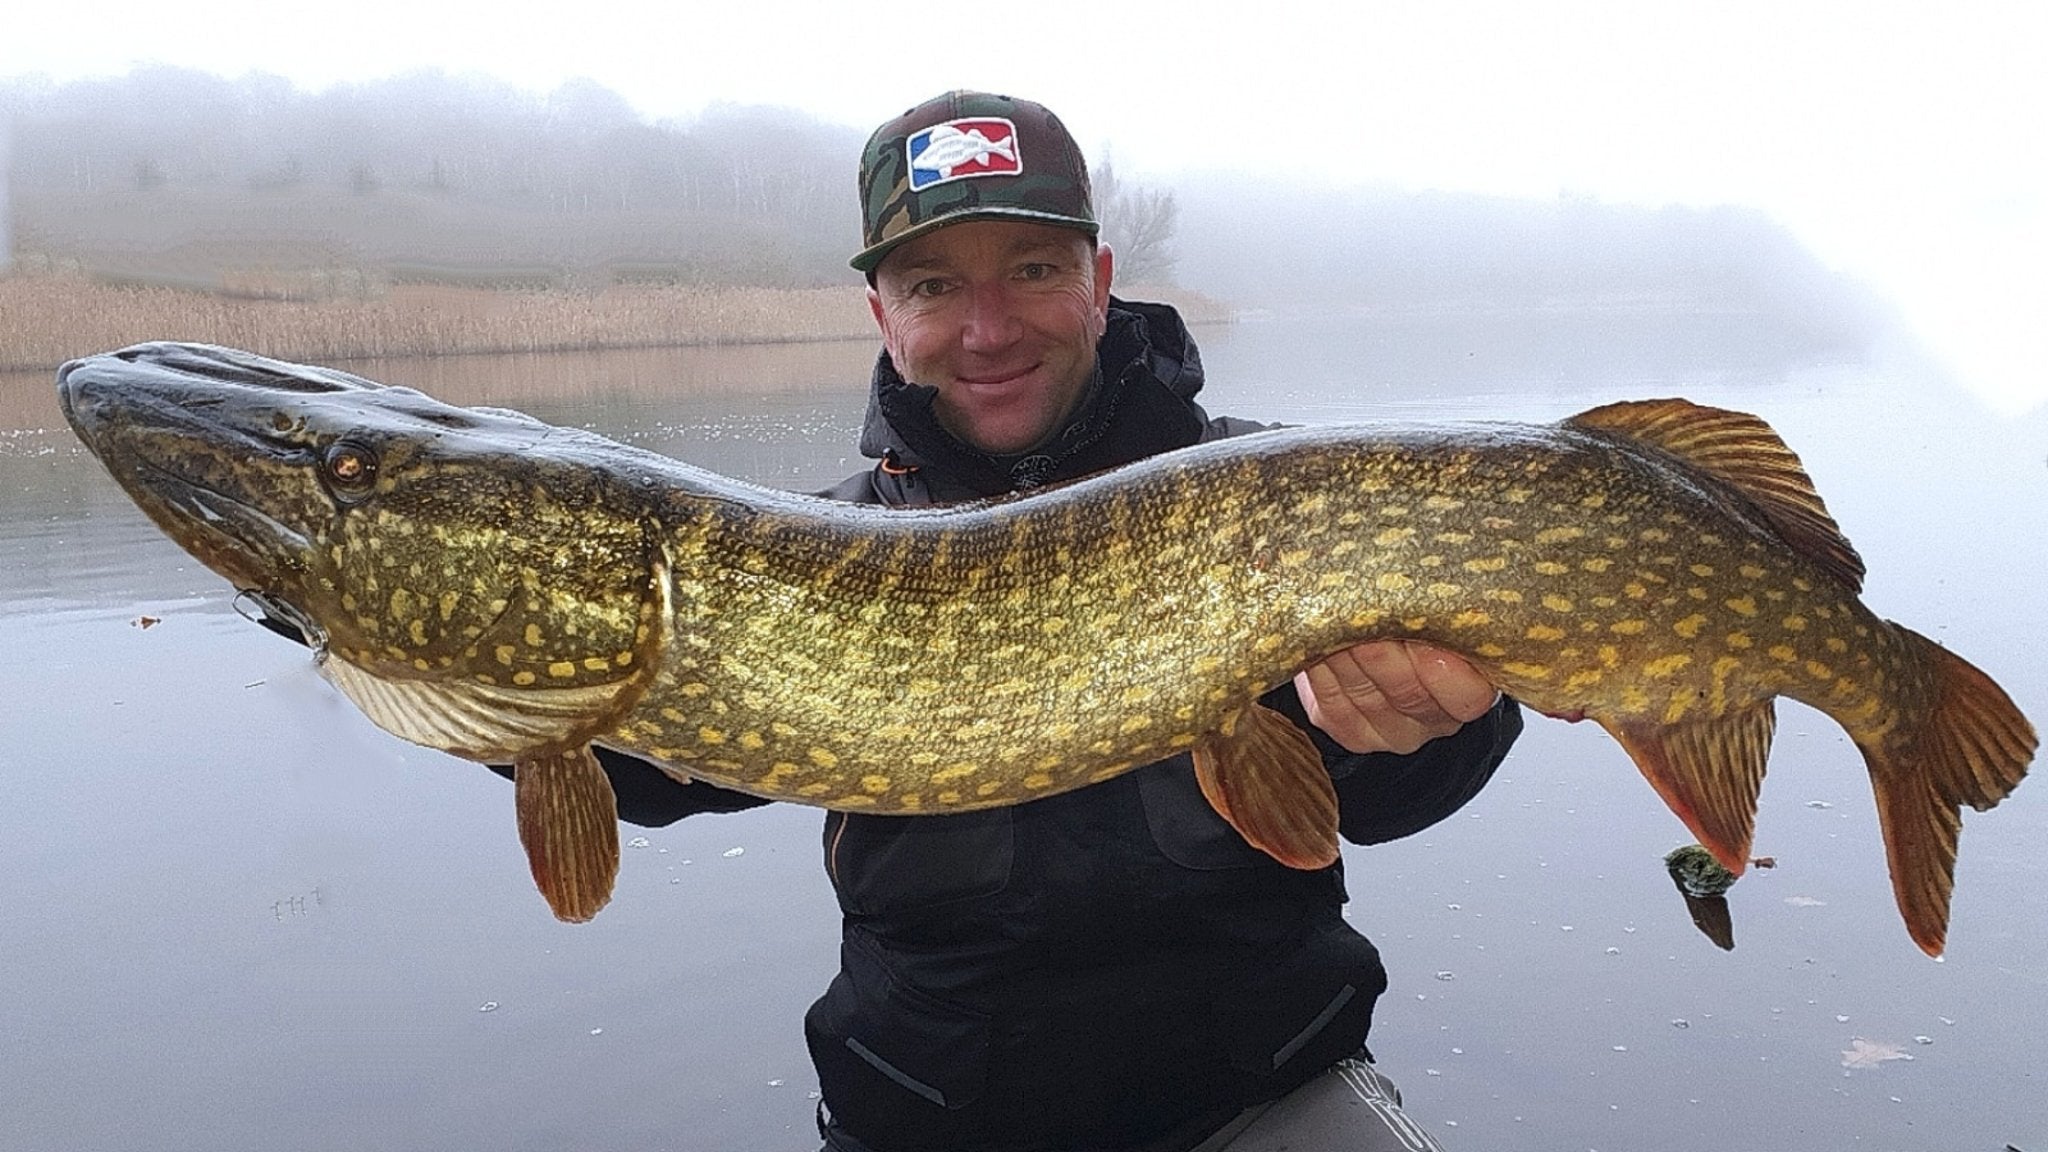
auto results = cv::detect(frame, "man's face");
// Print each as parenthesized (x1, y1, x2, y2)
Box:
(868, 220, 1114, 456)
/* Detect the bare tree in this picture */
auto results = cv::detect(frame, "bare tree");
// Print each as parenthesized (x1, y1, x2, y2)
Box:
(1091, 156, 1179, 284)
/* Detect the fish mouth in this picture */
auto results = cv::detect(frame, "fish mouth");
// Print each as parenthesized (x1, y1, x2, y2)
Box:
(59, 347, 325, 597)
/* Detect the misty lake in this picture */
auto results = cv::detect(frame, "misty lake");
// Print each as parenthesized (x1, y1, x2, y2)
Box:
(3, 307, 2043, 1151)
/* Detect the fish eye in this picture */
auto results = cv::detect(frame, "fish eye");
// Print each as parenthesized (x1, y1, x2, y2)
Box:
(322, 442, 378, 496)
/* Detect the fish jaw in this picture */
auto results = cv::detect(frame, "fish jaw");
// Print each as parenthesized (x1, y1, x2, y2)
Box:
(60, 342, 672, 754)
(59, 349, 332, 604)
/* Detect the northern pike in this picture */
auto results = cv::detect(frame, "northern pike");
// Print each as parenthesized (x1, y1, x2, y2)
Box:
(58, 342, 2034, 955)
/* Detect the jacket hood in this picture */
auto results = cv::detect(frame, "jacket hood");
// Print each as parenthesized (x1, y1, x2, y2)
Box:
(854, 297, 1210, 496)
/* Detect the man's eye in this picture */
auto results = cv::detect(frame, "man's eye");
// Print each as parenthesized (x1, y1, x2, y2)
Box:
(1017, 263, 1053, 281)
(913, 278, 950, 298)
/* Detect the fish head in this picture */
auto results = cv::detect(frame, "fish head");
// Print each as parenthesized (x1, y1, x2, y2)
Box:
(59, 342, 664, 695)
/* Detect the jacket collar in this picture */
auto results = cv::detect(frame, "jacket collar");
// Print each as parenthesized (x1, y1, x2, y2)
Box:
(855, 297, 1210, 498)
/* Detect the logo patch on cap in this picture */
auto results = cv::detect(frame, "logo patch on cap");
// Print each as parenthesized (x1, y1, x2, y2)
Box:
(906, 117, 1021, 192)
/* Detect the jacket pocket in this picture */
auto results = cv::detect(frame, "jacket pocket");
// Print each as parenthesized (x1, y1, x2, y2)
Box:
(805, 932, 993, 1132)
(1212, 917, 1388, 1087)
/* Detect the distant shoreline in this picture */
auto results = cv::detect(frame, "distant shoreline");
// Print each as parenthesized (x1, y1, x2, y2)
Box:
(0, 270, 1231, 375)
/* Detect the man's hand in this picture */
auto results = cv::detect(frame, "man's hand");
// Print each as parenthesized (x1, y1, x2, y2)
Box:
(1294, 641, 1500, 755)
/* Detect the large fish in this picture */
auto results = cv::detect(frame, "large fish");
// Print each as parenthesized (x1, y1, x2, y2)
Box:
(58, 342, 2034, 954)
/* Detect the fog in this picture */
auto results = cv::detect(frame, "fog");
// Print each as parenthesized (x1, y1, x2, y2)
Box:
(5, 1, 2039, 410)
(1, 67, 1886, 377)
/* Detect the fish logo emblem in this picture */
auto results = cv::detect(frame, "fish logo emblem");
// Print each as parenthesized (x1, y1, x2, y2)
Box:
(907, 117, 1021, 191)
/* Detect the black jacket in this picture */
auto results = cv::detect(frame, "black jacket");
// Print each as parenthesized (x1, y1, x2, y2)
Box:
(586, 299, 1521, 1152)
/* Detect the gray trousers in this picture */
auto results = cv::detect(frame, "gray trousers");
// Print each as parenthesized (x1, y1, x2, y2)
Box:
(817, 1057, 1446, 1152)
(1191, 1057, 1446, 1152)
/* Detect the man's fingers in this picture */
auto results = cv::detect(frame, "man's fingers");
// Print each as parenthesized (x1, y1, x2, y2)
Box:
(1295, 641, 1500, 755)
(1404, 642, 1502, 722)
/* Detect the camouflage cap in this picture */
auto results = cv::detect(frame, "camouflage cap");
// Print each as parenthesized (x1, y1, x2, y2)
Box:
(851, 91, 1097, 273)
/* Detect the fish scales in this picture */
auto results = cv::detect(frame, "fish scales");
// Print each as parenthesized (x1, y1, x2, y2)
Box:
(58, 342, 2034, 950)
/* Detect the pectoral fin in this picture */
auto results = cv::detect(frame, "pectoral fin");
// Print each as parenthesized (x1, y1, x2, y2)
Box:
(1601, 699, 1776, 874)
(1192, 704, 1340, 870)
(514, 745, 621, 923)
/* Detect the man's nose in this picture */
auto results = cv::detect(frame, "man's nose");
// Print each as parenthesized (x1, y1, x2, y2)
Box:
(960, 282, 1023, 350)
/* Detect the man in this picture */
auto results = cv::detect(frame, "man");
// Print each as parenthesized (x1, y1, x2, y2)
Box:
(599, 91, 1522, 1151)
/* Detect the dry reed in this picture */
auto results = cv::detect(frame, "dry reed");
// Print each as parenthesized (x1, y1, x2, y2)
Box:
(0, 269, 1232, 373)
(0, 272, 876, 371)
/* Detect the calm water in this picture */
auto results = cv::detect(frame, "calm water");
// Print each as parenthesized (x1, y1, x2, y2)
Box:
(2, 310, 2043, 1152)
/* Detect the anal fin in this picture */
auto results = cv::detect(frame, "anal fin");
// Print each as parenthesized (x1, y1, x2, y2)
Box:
(1192, 704, 1340, 870)
(1600, 699, 1776, 874)
(514, 745, 621, 923)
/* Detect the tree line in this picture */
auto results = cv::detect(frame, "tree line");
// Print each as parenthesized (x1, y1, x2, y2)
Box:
(0, 67, 1181, 292)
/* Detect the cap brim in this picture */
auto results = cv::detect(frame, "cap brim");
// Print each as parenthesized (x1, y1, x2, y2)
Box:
(850, 208, 1101, 273)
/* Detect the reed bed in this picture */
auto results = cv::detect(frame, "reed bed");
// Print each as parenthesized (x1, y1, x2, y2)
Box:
(0, 272, 877, 371)
(0, 269, 1232, 374)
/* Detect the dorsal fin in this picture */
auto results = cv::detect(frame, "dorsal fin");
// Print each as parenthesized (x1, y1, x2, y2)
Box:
(1566, 399, 1866, 591)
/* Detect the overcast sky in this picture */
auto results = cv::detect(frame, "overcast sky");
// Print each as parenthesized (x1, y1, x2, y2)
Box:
(7, 0, 2044, 409)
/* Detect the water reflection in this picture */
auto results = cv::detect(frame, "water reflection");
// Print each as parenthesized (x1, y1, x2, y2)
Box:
(2, 317, 2043, 1151)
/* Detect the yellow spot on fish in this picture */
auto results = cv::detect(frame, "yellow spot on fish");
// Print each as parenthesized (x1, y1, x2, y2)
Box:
(524, 623, 543, 648)
(1564, 669, 1605, 691)
(1580, 493, 1608, 508)
(1500, 661, 1552, 680)
(1535, 526, 1584, 545)
(1279, 548, 1312, 567)
(1542, 594, 1574, 613)
(860, 775, 891, 795)
(1374, 527, 1416, 547)
(1526, 624, 1567, 641)
(1581, 557, 1613, 573)
(1376, 572, 1414, 591)
(1640, 528, 1670, 543)
(1739, 564, 1766, 579)
(1483, 589, 1524, 604)
(1792, 577, 1813, 592)
(1451, 609, 1492, 629)
(1533, 561, 1570, 576)
(1663, 693, 1694, 724)
(583, 656, 611, 672)
(1476, 643, 1508, 658)
(698, 726, 727, 745)
(1598, 645, 1621, 668)
(1725, 631, 1753, 649)
(1023, 773, 1055, 791)
(660, 707, 687, 723)
(1825, 637, 1848, 654)
(1805, 660, 1834, 680)
(1769, 645, 1798, 662)
(1726, 596, 1759, 617)
(547, 660, 576, 678)
(513, 671, 536, 686)
(409, 620, 429, 645)
(1427, 582, 1462, 598)
(1624, 582, 1648, 599)
(1782, 615, 1809, 632)
(798, 782, 834, 798)
(411, 658, 430, 671)
(809, 747, 840, 769)
(1644, 654, 1693, 678)
(1690, 563, 1715, 577)
(1423, 494, 1465, 511)
(1120, 715, 1154, 735)
(1673, 614, 1707, 639)
(1464, 555, 1508, 574)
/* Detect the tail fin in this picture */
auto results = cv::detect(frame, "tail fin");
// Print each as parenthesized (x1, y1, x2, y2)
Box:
(1863, 627, 2035, 956)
